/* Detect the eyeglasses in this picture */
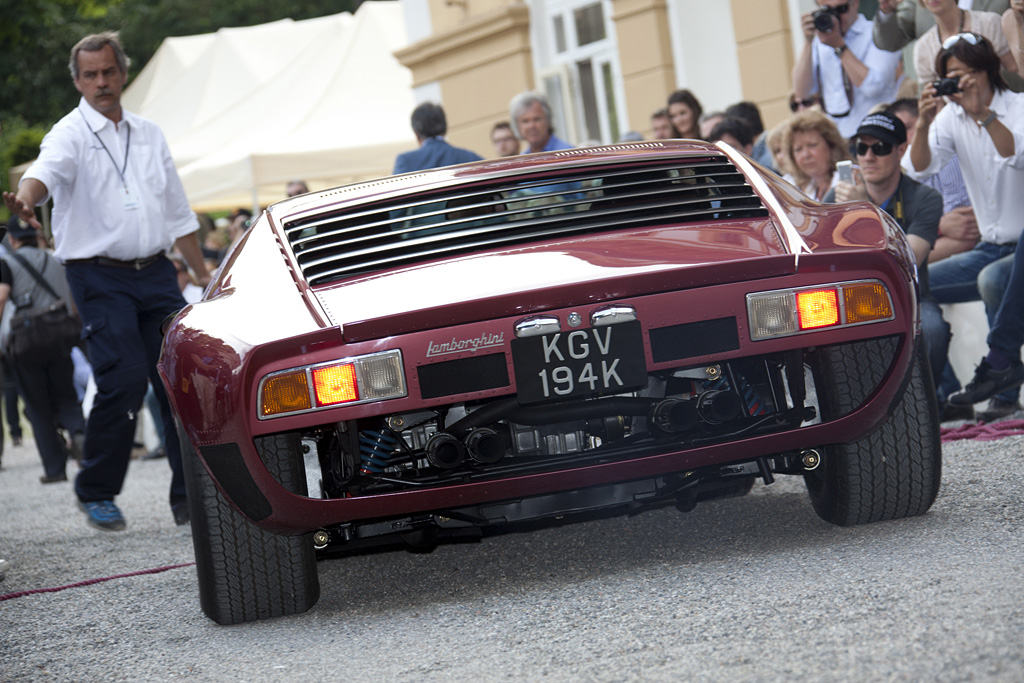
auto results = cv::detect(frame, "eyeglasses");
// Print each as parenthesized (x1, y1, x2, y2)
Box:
(941, 32, 983, 50)
(789, 97, 817, 113)
(855, 140, 894, 156)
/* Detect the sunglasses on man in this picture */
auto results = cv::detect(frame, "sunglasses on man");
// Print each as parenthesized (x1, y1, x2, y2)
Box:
(789, 97, 817, 113)
(854, 140, 894, 156)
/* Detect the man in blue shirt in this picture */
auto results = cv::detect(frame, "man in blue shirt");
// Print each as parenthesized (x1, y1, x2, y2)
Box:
(393, 102, 482, 175)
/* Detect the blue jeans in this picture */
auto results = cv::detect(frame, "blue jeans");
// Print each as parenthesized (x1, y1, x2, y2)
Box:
(66, 258, 187, 508)
(988, 237, 1024, 362)
(929, 241, 1018, 402)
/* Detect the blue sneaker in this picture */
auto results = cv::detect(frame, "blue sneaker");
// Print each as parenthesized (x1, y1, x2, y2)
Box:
(79, 500, 127, 531)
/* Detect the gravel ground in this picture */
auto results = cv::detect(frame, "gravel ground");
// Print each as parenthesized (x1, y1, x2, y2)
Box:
(1, 425, 1022, 681)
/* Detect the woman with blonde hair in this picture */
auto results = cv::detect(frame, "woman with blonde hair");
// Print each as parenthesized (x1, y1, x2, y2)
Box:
(779, 110, 850, 202)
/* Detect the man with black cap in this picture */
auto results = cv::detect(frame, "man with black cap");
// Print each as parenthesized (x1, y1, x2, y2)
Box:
(0, 216, 86, 484)
(828, 111, 949, 400)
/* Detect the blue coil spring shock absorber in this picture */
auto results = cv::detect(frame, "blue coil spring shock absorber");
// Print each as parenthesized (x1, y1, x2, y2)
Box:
(358, 429, 399, 475)
(734, 372, 767, 416)
(704, 373, 767, 417)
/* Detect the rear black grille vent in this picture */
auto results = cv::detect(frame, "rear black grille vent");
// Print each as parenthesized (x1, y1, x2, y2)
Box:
(649, 317, 740, 363)
(284, 156, 769, 285)
(418, 353, 510, 399)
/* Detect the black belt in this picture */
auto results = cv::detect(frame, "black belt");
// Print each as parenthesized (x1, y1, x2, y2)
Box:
(65, 254, 164, 270)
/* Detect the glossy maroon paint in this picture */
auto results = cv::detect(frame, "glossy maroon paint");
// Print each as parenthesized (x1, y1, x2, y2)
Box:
(159, 141, 921, 534)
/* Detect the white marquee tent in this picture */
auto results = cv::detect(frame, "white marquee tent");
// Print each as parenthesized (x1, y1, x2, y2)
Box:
(122, 1, 416, 212)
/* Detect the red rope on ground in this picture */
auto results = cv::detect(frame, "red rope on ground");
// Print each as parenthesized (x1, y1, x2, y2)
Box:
(941, 418, 1024, 443)
(0, 562, 195, 602)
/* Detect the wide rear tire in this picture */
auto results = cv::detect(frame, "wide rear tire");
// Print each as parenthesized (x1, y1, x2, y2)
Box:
(181, 428, 320, 624)
(804, 338, 941, 526)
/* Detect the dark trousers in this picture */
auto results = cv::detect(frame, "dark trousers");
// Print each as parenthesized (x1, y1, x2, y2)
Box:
(66, 258, 187, 508)
(10, 347, 85, 478)
(988, 236, 1024, 360)
(1, 355, 23, 440)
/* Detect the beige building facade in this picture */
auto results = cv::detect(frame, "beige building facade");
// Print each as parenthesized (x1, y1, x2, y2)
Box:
(396, 0, 825, 156)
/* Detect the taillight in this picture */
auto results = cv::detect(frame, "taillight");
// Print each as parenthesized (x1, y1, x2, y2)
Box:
(259, 349, 406, 418)
(747, 280, 895, 340)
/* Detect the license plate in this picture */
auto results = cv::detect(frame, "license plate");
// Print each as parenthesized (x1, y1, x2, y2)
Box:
(511, 321, 647, 404)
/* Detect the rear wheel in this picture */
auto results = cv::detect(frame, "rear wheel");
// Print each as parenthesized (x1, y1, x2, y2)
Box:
(804, 338, 941, 526)
(181, 428, 320, 624)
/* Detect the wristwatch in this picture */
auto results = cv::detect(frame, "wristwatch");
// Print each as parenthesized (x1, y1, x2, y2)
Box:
(834, 44, 848, 57)
(977, 111, 998, 128)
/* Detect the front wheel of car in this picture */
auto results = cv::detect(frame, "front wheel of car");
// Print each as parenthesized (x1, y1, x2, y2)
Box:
(804, 338, 941, 526)
(181, 428, 320, 624)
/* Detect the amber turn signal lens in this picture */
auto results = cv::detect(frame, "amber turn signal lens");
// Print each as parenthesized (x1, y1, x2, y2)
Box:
(796, 289, 839, 330)
(261, 370, 311, 417)
(312, 364, 359, 406)
(844, 282, 893, 324)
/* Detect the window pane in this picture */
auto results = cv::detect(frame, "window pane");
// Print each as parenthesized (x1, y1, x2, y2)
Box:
(577, 59, 601, 142)
(553, 16, 567, 54)
(602, 62, 619, 143)
(573, 3, 606, 47)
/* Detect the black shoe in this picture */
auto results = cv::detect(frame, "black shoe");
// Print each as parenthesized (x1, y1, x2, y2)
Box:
(172, 503, 190, 526)
(948, 359, 1024, 406)
(40, 472, 68, 484)
(69, 432, 86, 462)
(976, 397, 1024, 423)
(940, 402, 975, 423)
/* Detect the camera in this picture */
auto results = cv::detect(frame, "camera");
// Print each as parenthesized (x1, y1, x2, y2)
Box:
(933, 77, 961, 96)
(812, 6, 840, 32)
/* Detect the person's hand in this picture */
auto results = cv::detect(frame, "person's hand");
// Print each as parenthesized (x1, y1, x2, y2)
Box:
(800, 12, 817, 42)
(833, 169, 869, 203)
(947, 67, 987, 118)
(917, 80, 941, 128)
(878, 0, 899, 15)
(1, 191, 42, 230)
(939, 207, 981, 241)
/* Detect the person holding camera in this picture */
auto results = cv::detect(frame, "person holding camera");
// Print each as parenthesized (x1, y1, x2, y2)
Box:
(907, 32, 1024, 419)
(792, 0, 903, 139)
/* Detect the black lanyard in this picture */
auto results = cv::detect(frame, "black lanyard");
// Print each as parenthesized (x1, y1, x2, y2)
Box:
(815, 57, 854, 118)
(79, 108, 131, 192)
(880, 185, 905, 225)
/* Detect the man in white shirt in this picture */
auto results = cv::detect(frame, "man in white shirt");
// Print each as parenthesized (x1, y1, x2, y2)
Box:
(906, 32, 1024, 419)
(3, 32, 211, 531)
(793, 0, 904, 139)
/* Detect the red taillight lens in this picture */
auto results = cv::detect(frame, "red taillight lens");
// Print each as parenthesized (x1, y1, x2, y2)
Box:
(796, 289, 840, 330)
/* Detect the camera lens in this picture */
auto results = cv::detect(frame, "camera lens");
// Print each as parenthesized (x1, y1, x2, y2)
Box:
(812, 8, 835, 32)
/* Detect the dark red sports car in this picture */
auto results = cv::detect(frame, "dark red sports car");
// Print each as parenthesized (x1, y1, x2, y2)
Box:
(160, 141, 941, 625)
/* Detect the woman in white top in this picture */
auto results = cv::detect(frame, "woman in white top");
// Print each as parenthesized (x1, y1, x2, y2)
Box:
(779, 109, 850, 202)
(1004, 0, 1024, 75)
(914, 0, 1018, 85)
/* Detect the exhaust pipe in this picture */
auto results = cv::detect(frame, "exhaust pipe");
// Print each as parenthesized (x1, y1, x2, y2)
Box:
(696, 390, 742, 424)
(425, 433, 465, 469)
(465, 428, 506, 464)
(649, 398, 697, 433)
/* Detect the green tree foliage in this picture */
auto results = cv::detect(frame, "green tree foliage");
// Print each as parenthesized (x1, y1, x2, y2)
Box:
(1, 0, 359, 129)
(0, 118, 48, 197)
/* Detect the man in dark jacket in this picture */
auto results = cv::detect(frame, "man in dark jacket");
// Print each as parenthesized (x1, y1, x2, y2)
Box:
(393, 102, 482, 174)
